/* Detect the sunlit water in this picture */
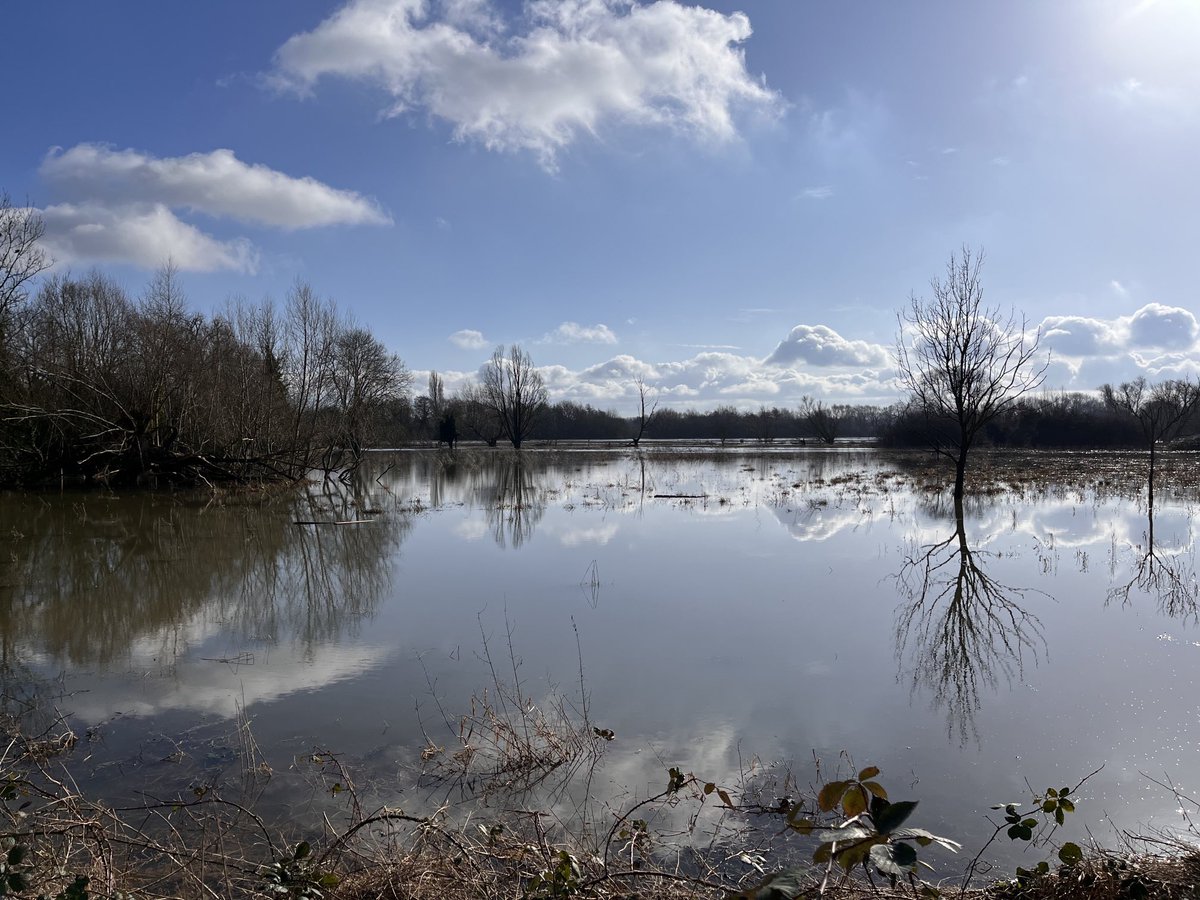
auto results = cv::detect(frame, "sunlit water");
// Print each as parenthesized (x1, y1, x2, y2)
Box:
(3, 447, 1199, 876)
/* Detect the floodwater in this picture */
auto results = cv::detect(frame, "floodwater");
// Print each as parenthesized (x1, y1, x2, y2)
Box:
(3, 447, 1200, 874)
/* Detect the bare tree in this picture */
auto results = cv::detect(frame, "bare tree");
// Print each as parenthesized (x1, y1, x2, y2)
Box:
(427, 370, 445, 420)
(456, 382, 503, 446)
(281, 280, 339, 467)
(480, 345, 547, 449)
(895, 247, 1047, 500)
(799, 396, 840, 444)
(629, 374, 659, 447)
(1101, 377, 1200, 509)
(330, 325, 410, 461)
(752, 405, 779, 444)
(0, 193, 50, 329)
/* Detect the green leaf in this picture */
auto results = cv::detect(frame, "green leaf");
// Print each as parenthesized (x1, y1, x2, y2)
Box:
(5, 846, 25, 866)
(319, 873, 342, 888)
(787, 817, 815, 836)
(874, 800, 918, 834)
(1058, 842, 1084, 866)
(1055, 808, 1065, 825)
(863, 780, 888, 800)
(1007, 824, 1033, 841)
(869, 841, 918, 876)
(1042, 799, 1057, 813)
(858, 766, 881, 781)
(842, 786, 867, 817)
(1046, 787, 1058, 798)
(818, 781, 851, 812)
(835, 837, 881, 872)
(1059, 798, 1075, 813)
(1125, 876, 1150, 899)
(812, 843, 832, 865)
(294, 841, 311, 860)
(894, 828, 962, 852)
(814, 826, 874, 844)
(739, 869, 808, 900)
(870, 795, 890, 822)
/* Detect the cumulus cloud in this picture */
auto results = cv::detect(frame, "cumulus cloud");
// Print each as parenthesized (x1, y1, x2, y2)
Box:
(41, 144, 389, 229)
(449, 328, 489, 349)
(1127, 302, 1198, 349)
(1039, 303, 1199, 360)
(1035, 303, 1200, 389)
(1039, 315, 1123, 357)
(35, 143, 388, 272)
(39, 202, 259, 273)
(271, 0, 779, 168)
(765, 324, 889, 368)
(532, 346, 894, 413)
(543, 321, 618, 344)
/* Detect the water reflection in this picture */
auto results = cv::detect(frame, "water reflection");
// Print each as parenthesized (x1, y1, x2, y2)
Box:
(0, 480, 409, 669)
(482, 457, 546, 549)
(1108, 505, 1200, 621)
(893, 494, 1046, 744)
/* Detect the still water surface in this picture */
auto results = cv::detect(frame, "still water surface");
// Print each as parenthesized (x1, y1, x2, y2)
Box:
(3, 448, 1199, 870)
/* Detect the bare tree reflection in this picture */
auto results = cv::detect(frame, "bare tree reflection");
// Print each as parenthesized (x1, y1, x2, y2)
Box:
(1107, 505, 1199, 621)
(894, 495, 1045, 744)
(481, 456, 546, 549)
(0, 479, 409, 668)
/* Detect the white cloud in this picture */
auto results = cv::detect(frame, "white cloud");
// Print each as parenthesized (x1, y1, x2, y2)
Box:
(558, 523, 619, 547)
(449, 328, 489, 349)
(34, 143, 388, 272)
(1039, 314, 1124, 358)
(1036, 303, 1200, 389)
(39, 202, 259, 273)
(271, 0, 779, 169)
(534, 345, 895, 414)
(1127, 302, 1198, 349)
(543, 321, 617, 344)
(799, 185, 833, 200)
(578, 354, 657, 381)
(1040, 303, 1199, 359)
(765, 324, 889, 368)
(41, 144, 388, 229)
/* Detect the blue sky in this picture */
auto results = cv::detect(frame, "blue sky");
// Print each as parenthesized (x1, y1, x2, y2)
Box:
(5, 0, 1199, 412)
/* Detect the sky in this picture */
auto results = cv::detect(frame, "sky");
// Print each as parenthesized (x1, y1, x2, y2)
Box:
(4, 0, 1200, 413)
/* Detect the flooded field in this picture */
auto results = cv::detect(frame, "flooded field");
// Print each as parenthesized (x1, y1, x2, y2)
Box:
(3, 447, 1200, 876)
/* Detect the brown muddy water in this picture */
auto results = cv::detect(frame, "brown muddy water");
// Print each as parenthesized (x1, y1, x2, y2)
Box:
(2, 447, 1198, 873)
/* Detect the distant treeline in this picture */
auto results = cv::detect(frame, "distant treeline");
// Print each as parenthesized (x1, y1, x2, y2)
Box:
(401, 392, 1161, 449)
